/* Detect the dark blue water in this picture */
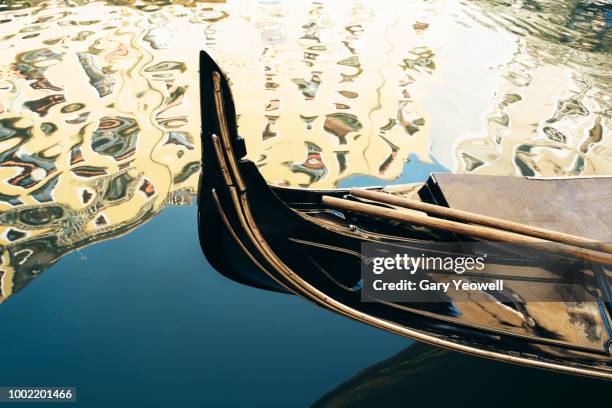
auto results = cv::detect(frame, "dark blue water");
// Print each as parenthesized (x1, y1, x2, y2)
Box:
(1, 205, 610, 407)
(0, 205, 408, 407)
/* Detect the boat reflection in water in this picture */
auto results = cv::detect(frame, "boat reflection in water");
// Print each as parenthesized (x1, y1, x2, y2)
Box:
(313, 341, 611, 408)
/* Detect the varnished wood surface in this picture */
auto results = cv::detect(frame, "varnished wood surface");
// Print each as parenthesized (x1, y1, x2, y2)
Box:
(424, 174, 612, 243)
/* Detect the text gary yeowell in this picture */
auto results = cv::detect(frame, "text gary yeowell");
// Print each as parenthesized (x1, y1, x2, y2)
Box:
(371, 279, 504, 292)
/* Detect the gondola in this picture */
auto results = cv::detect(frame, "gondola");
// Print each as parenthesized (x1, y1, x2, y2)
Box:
(196, 51, 612, 379)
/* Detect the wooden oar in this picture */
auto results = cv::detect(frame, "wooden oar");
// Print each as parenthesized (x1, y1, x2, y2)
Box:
(350, 188, 612, 255)
(321, 195, 612, 266)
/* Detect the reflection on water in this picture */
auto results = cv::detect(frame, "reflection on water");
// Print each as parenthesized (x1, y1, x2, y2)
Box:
(313, 341, 611, 408)
(454, 0, 611, 175)
(0, 0, 205, 302)
(0, 0, 610, 302)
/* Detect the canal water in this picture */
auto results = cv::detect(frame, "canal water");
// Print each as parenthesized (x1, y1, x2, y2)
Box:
(0, 0, 610, 406)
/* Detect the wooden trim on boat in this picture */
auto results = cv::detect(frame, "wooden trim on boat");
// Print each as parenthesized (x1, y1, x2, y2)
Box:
(211, 188, 294, 294)
(321, 195, 612, 266)
(288, 238, 363, 259)
(213, 72, 245, 192)
(211, 135, 233, 187)
(350, 188, 612, 254)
